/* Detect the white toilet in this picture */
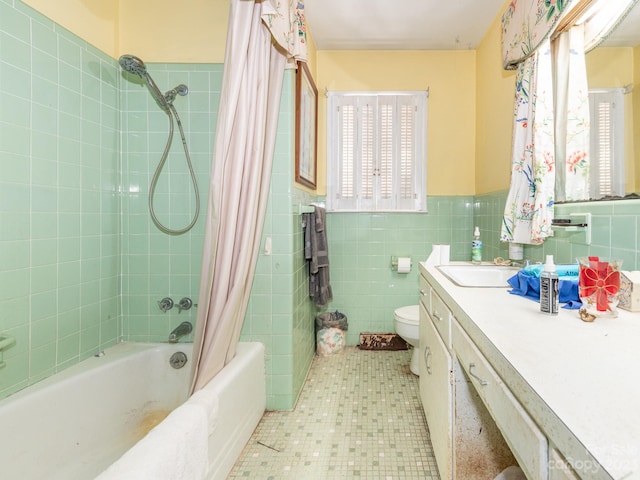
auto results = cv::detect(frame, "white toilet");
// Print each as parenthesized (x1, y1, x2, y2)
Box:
(394, 305, 420, 375)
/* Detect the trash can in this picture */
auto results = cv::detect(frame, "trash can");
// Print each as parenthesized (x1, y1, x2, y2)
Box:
(315, 311, 348, 356)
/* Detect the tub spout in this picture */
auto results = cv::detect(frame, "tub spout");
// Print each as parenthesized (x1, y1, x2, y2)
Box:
(168, 321, 193, 343)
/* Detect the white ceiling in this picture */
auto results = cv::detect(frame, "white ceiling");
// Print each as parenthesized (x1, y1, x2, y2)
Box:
(304, 0, 640, 50)
(304, 0, 508, 50)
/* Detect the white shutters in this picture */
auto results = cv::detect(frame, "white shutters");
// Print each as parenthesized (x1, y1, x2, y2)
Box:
(589, 88, 625, 199)
(328, 92, 427, 212)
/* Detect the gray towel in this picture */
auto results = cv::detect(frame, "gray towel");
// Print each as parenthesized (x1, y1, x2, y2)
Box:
(303, 206, 332, 307)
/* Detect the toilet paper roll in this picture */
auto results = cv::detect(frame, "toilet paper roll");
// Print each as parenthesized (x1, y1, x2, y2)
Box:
(397, 257, 411, 273)
(425, 245, 442, 265)
(440, 245, 450, 265)
(508, 242, 524, 261)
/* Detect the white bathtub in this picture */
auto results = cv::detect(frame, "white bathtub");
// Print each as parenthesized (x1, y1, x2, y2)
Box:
(0, 341, 266, 480)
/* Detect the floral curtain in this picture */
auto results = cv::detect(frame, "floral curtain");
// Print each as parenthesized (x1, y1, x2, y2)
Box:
(502, 0, 573, 70)
(553, 24, 590, 202)
(501, 41, 556, 244)
(262, 0, 308, 65)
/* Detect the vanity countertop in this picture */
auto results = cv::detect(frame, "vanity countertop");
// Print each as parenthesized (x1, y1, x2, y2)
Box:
(421, 261, 640, 480)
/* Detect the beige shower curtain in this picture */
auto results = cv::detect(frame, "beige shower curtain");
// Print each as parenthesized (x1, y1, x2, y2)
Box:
(190, 0, 307, 392)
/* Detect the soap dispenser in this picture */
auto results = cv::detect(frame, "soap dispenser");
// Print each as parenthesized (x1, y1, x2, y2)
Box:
(471, 226, 482, 264)
(540, 255, 559, 315)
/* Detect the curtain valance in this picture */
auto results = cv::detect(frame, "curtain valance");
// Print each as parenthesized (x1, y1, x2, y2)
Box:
(502, 0, 574, 70)
(262, 0, 308, 64)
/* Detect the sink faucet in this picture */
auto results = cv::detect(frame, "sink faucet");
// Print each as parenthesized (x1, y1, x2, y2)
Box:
(168, 321, 193, 343)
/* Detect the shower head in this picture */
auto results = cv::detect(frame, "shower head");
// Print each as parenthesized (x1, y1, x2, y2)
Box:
(119, 54, 170, 112)
(119, 54, 147, 76)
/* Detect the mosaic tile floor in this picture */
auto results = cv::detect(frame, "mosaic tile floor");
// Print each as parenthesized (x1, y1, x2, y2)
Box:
(228, 347, 441, 479)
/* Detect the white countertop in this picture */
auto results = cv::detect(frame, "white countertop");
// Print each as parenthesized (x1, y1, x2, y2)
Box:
(421, 262, 640, 480)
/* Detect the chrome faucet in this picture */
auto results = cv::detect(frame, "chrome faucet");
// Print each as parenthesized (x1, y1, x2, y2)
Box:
(168, 321, 193, 343)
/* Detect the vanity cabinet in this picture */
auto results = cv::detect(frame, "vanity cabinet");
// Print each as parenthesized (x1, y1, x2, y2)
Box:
(453, 320, 548, 479)
(419, 275, 519, 479)
(419, 298, 453, 478)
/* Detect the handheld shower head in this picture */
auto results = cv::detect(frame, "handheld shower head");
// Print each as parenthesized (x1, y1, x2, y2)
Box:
(119, 54, 170, 112)
(119, 54, 147, 76)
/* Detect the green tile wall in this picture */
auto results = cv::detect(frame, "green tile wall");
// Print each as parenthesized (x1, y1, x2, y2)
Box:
(120, 63, 222, 343)
(0, 1, 120, 398)
(0, 0, 314, 409)
(324, 197, 475, 345)
(474, 191, 640, 270)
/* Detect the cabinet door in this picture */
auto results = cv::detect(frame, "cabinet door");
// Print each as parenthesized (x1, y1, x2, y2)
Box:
(419, 303, 453, 480)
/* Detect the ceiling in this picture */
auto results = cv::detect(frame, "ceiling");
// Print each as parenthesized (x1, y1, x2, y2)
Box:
(303, 0, 508, 50)
(303, 0, 640, 50)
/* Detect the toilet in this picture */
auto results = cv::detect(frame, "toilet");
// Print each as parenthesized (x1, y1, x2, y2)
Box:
(394, 305, 420, 375)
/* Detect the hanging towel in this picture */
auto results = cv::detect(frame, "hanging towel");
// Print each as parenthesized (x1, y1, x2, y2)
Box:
(303, 206, 332, 307)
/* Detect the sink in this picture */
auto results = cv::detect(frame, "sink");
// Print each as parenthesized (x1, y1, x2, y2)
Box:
(437, 264, 518, 287)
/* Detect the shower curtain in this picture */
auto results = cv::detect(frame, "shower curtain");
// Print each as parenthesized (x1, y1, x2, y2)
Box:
(190, 0, 307, 392)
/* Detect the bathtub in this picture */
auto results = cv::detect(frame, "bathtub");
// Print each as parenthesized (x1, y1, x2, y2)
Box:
(0, 341, 266, 480)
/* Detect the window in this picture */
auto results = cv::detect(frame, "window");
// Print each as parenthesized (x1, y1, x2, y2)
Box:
(589, 88, 625, 198)
(327, 92, 427, 212)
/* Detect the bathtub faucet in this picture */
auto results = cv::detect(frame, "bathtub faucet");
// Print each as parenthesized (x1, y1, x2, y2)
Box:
(168, 321, 193, 343)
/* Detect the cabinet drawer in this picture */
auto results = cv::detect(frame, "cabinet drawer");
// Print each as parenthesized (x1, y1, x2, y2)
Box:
(452, 321, 548, 480)
(549, 447, 581, 480)
(419, 274, 430, 312)
(430, 289, 451, 348)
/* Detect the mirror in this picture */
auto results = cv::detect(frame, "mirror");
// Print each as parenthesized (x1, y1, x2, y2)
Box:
(585, 2, 640, 197)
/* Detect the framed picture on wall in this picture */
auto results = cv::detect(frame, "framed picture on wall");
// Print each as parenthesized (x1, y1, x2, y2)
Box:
(295, 61, 318, 189)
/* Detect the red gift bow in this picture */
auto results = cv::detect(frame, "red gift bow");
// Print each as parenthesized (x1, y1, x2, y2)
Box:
(579, 256, 620, 311)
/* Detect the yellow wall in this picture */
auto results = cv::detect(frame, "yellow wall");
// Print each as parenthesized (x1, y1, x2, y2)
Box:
(474, 6, 516, 195)
(21, 0, 118, 55)
(20, 0, 229, 62)
(118, 0, 229, 62)
(316, 50, 477, 196)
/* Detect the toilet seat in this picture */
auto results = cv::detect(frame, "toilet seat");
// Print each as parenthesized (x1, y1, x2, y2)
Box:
(394, 305, 419, 325)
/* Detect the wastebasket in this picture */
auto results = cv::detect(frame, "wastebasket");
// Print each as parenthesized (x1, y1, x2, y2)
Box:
(315, 311, 348, 356)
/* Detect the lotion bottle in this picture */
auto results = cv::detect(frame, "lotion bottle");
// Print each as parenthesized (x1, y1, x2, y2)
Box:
(540, 255, 559, 315)
(471, 226, 482, 264)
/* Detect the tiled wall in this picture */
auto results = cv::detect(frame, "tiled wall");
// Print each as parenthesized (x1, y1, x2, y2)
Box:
(474, 191, 640, 270)
(324, 197, 475, 345)
(120, 63, 222, 342)
(0, 1, 121, 398)
(0, 0, 316, 408)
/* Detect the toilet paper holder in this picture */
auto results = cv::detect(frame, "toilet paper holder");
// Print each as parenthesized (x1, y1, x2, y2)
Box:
(391, 256, 412, 272)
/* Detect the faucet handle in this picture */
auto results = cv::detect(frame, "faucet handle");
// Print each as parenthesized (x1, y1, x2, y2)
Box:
(177, 297, 193, 313)
(158, 297, 174, 312)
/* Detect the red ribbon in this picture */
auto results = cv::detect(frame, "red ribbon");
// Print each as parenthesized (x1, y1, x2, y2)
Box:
(579, 256, 620, 311)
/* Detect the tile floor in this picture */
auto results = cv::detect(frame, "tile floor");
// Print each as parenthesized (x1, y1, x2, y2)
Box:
(228, 347, 441, 479)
